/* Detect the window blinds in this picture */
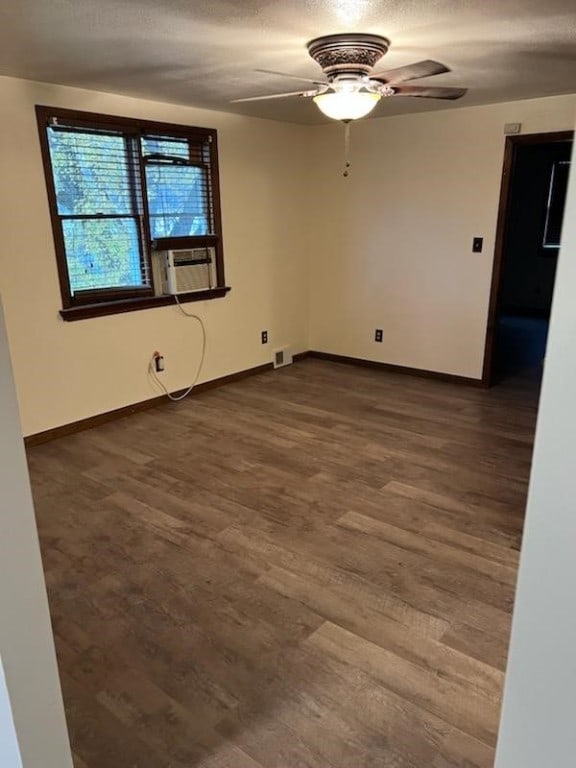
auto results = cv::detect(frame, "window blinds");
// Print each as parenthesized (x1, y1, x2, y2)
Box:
(141, 134, 215, 241)
(47, 125, 149, 295)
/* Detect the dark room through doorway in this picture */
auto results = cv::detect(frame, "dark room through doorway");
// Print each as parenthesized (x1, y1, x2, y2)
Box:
(484, 131, 573, 385)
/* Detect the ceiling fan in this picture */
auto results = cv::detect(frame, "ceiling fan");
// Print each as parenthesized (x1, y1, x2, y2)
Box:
(232, 33, 467, 122)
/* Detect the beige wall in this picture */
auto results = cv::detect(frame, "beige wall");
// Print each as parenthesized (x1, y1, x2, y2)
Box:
(1, 78, 575, 436)
(0, 76, 311, 436)
(308, 94, 576, 379)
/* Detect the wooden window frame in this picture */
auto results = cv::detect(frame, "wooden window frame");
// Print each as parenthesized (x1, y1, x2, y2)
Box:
(35, 106, 229, 321)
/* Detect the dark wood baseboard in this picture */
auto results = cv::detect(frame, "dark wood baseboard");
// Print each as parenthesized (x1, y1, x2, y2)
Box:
(306, 350, 484, 387)
(24, 362, 274, 447)
(25, 349, 480, 447)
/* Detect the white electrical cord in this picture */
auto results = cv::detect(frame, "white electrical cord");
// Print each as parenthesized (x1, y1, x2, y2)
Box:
(148, 296, 207, 402)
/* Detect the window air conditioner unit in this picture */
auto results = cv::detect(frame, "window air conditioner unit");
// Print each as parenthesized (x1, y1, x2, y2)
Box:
(163, 248, 216, 295)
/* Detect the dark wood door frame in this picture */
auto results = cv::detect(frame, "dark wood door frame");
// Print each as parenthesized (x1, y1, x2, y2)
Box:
(481, 130, 574, 386)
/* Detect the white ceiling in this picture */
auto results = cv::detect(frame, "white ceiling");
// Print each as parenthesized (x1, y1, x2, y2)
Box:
(1, 0, 575, 124)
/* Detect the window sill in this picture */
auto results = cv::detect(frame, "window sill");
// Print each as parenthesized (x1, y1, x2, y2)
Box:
(59, 287, 231, 321)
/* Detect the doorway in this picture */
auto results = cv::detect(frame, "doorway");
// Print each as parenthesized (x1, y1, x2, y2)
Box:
(483, 131, 573, 385)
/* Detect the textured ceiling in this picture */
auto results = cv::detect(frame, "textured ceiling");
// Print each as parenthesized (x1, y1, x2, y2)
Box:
(1, 0, 575, 124)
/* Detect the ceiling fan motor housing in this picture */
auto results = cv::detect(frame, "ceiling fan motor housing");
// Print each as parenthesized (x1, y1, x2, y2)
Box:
(307, 34, 390, 79)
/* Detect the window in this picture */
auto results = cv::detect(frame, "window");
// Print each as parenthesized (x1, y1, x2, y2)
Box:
(36, 107, 227, 320)
(542, 159, 571, 251)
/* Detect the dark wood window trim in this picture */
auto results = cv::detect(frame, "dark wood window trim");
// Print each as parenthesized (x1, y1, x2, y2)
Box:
(35, 105, 227, 317)
(59, 287, 231, 321)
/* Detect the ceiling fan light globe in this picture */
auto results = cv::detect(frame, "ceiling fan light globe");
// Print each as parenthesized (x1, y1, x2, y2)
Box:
(313, 91, 381, 120)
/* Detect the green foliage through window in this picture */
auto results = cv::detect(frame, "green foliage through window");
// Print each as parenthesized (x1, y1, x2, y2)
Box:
(142, 136, 211, 240)
(38, 107, 222, 313)
(47, 129, 145, 293)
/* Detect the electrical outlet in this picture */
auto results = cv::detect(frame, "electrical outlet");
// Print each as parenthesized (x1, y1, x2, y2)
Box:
(153, 352, 165, 372)
(261, 330, 268, 344)
(375, 329, 383, 343)
(472, 237, 484, 253)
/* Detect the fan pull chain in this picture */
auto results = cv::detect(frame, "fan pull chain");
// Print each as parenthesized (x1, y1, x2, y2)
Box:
(343, 120, 351, 177)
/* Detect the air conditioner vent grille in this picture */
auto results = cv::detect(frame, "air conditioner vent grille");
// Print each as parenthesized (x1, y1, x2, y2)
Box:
(163, 248, 216, 294)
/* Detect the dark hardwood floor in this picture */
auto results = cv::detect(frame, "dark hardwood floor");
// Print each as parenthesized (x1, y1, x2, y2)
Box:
(27, 359, 540, 768)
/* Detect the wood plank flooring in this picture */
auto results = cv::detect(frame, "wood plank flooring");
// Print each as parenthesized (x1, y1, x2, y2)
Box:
(27, 359, 540, 768)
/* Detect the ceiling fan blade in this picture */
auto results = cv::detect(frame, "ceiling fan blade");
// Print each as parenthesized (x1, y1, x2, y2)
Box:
(372, 59, 450, 84)
(231, 90, 314, 103)
(255, 68, 326, 85)
(392, 85, 467, 100)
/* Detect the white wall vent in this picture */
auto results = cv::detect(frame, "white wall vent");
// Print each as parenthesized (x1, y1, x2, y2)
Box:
(273, 348, 293, 369)
(163, 248, 216, 294)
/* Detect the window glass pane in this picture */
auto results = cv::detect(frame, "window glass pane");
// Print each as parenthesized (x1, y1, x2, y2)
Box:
(62, 218, 144, 293)
(141, 136, 190, 160)
(145, 164, 210, 238)
(543, 160, 570, 249)
(47, 129, 134, 215)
